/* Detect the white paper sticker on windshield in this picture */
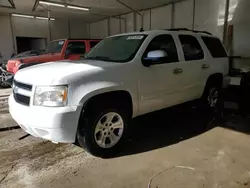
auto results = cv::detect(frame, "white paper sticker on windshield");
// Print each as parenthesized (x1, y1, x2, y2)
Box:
(58, 41, 64, 45)
(127, 36, 144, 40)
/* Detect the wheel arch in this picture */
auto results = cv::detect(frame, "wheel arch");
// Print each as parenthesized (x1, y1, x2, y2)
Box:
(206, 73, 223, 87)
(77, 87, 135, 118)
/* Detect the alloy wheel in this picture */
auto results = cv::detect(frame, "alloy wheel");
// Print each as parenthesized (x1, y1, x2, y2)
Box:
(94, 112, 124, 149)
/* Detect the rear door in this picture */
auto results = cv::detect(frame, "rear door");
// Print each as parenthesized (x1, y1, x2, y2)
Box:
(171, 34, 208, 102)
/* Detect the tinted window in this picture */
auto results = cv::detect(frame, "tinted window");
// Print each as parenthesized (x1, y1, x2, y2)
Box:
(179, 35, 204, 61)
(144, 34, 178, 63)
(90, 41, 99, 48)
(67, 41, 86, 54)
(202, 37, 227, 58)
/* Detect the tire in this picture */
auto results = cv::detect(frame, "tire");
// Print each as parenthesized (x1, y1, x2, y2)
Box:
(77, 106, 129, 158)
(202, 79, 222, 111)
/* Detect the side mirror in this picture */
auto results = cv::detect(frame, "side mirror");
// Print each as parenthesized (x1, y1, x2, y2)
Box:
(142, 50, 168, 67)
(64, 49, 70, 59)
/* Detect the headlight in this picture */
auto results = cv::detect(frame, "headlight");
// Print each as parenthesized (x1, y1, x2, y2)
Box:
(34, 86, 68, 107)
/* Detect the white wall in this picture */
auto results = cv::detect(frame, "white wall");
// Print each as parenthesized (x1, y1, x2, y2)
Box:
(12, 17, 49, 38)
(109, 17, 120, 35)
(228, 0, 250, 57)
(50, 20, 69, 40)
(90, 19, 108, 39)
(91, 4, 174, 37)
(136, 10, 150, 31)
(70, 21, 89, 38)
(0, 16, 14, 60)
(89, 0, 234, 40)
(151, 5, 172, 29)
(194, 0, 226, 39)
(12, 17, 90, 40)
(174, 0, 193, 29)
(122, 12, 135, 32)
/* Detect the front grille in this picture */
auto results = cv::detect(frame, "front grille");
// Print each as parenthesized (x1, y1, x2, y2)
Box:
(13, 80, 32, 91)
(13, 80, 32, 106)
(13, 93, 30, 106)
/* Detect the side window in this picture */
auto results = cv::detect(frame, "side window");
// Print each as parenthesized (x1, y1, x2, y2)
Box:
(67, 41, 86, 54)
(90, 41, 99, 49)
(144, 34, 179, 63)
(179, 35, 204, 61)
(201, 37, 227, 58)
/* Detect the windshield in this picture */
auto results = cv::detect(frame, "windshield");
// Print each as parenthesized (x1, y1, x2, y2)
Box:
(85, 35, 147, 62)
(47, 40, 65, 53)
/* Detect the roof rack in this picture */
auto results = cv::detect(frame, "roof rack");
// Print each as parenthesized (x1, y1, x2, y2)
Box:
(166, 28, 212, 35)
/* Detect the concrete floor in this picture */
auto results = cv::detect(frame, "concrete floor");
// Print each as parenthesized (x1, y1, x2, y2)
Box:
(1, 104, 250, 188)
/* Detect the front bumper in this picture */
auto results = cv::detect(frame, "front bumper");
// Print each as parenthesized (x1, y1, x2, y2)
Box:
(9, 94, 82, 143)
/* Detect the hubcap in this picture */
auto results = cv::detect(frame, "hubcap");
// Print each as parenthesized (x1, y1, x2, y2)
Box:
(94, 112, 124, 149)
(207, 88, 219, 108)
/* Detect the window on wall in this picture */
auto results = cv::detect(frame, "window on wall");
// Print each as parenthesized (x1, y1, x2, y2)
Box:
(144, 34, 179, 63)
(179, 35, 204, 61)
(201, 37, 228, 58)
(67, 41, 86, 54)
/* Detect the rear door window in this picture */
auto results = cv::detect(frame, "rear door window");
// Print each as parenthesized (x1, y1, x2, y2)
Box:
(179, 35, 204, 61)
(201, 36, 227, 58)
(67, 41, 86, 54)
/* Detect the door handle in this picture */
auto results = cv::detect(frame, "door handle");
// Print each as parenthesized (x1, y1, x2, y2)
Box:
(173, 68, 183, 74)
(202, 64, 209, 69)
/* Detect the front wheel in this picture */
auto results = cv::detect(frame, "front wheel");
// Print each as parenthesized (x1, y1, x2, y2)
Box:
(77, 107, 128, 157)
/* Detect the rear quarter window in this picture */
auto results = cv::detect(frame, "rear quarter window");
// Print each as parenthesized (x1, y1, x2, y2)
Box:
(201, 37, 228, 58)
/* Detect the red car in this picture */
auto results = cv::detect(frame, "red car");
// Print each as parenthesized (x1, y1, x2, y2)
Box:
(7, 39, 100, 74)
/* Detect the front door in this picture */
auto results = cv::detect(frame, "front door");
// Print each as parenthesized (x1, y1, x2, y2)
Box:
(138, 34, 183, 115)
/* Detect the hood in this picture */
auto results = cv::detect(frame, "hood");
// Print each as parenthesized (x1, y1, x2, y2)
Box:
(14, 60, 113, 85)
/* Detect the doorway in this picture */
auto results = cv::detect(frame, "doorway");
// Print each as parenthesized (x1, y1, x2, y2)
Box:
(16, 37, 47, 54)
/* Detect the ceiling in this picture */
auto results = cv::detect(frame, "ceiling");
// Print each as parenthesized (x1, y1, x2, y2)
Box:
(0, 0, 181, 22)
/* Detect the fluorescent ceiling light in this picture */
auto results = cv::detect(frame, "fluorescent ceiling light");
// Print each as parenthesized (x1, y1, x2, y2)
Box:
(12, 14, 34, 19)
(36, 16, 48, 20)
(67, 5, 89, 11)
(36, 17, 56, 20)
(39, 1, 65, 7)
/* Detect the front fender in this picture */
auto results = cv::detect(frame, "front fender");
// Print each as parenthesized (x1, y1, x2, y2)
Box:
(70, 81, 138, 117)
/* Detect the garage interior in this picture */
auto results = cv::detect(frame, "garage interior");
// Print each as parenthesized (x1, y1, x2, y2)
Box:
(1, 0, 250, 187)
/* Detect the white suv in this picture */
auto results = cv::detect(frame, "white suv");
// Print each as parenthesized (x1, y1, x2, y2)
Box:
(9, 29, 230, 157)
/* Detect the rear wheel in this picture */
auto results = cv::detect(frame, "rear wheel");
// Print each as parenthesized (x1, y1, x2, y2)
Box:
(202, 80, 222, 111)
(77, 106, 129, 158)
